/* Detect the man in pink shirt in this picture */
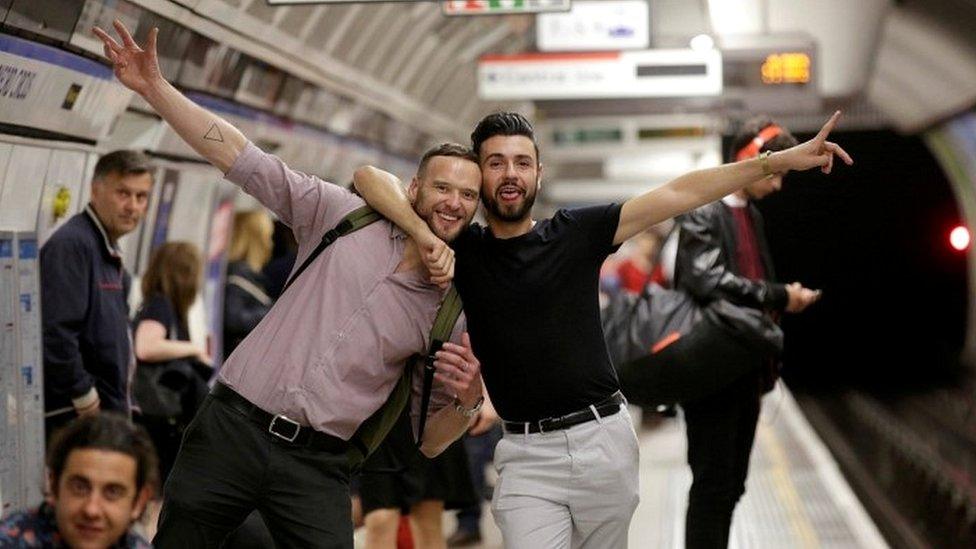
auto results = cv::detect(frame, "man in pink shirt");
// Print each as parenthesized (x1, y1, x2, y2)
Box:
(95, 22, 485, 549)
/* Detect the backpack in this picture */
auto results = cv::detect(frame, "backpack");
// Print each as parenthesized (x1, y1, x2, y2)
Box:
(280, 205, 463, 468)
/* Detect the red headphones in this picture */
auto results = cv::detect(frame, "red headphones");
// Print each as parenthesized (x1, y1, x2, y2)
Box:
(735, 125, 783, 161)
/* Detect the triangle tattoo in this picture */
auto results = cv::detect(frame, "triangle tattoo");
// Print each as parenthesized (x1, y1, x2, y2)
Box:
(204, 123, 224, 143)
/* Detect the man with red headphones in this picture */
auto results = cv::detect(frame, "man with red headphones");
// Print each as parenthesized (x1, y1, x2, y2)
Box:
(674, 116, 822, 548)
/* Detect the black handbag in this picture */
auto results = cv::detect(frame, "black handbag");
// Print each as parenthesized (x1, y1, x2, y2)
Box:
(602, 284, 784, 406)
(133, 357, 202, 419)
(132, 317, 210, 421)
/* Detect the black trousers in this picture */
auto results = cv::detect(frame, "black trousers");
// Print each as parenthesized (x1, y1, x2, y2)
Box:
(682, 371, 762, 549)
(153, 394, 353, 549)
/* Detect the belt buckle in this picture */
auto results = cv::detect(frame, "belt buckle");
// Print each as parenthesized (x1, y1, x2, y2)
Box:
(269, 414, 301, 442)
(537, 418, 554, 433)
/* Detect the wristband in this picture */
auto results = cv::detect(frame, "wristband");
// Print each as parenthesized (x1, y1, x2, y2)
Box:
(759, 150, 773, 177)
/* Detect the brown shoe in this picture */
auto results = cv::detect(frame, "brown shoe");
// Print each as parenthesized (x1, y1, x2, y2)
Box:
(447, 529, 483, 547)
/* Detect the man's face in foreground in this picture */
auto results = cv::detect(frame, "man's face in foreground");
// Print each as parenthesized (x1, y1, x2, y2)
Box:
(410, 155, 482, 242)
(49, 448, 148, 549)
(479, 134, 540, 223)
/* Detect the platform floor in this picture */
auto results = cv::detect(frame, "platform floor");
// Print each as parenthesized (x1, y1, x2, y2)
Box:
(372, 385, 890, 548)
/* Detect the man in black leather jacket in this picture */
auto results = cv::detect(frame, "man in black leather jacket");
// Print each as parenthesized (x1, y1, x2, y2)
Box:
(674, 116, 822, 548)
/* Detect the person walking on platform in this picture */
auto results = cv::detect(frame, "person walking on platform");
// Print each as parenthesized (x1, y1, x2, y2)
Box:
(41, 149, 154, 437)
(355, 111, 852, 548)
(675, 116, 821, 549)
(94, 21, 485, 549)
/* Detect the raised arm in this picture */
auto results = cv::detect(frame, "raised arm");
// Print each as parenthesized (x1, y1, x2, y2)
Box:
(613, 111, 853, 245)
(94, 21, 246, 173)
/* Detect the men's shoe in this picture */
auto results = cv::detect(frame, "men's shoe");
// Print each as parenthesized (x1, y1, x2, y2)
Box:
(447, 529, 483, 547)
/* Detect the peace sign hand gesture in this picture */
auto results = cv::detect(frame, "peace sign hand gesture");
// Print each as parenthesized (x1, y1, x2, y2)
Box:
(93, 20, 163, 96)
(778, 111, 854, 175)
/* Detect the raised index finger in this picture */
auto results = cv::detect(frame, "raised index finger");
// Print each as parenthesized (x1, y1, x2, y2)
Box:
(815, 110, 842, 142)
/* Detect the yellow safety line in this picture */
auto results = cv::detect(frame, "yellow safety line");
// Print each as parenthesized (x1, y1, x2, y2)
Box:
(758, 423, 820, 548)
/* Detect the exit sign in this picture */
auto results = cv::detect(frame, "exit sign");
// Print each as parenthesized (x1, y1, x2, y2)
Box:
(442, 0, 572, 16)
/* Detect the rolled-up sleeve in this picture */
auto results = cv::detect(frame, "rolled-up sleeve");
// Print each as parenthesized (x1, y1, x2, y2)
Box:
(224, 142, 353, 244)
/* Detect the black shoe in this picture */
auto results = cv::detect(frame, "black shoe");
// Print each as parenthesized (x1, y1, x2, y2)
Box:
(447, 529, 483, 547)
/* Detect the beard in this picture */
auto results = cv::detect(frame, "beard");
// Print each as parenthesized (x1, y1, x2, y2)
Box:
(482, 185, 536, 222)
(414, 192, 465, 242)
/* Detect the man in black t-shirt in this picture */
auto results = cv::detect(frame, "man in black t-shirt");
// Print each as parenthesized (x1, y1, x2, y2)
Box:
(355, 112, 851, 548)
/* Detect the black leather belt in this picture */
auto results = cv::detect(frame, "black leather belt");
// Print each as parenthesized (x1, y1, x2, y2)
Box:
(503, 391, 626, 434)
(212, 382, 348, 453)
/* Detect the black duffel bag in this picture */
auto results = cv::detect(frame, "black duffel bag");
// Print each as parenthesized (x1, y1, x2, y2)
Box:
(602, 284, 783, 406)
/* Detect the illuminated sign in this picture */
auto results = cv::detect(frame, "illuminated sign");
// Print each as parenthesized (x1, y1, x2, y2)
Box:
(443, 0, 571, 16)
(761, 52, 810, 84)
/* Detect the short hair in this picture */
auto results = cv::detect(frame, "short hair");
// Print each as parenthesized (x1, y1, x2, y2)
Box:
(93, 150, 153, 181)
(727, 115, 799, 163)
(417, 142, 478, 178)
(47, 413, 158, 493)
(470, 112, 539, 162)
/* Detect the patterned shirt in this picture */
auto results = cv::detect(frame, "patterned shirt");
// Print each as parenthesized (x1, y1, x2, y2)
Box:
(0, 504, 151, 548)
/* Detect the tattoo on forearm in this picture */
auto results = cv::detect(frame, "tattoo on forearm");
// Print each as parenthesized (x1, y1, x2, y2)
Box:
(204, 123, 225, 143)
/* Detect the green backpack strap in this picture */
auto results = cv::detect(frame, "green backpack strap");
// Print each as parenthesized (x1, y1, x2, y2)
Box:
(281, 205, 381, 294)
(347, 286, 464, 469)
(346, 362, 414, 469)
(416, 286, 463, 446)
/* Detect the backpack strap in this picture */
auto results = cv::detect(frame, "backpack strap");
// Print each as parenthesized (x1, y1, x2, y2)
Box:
(280, 205, 381, 294)
(415, 285, 464, 446)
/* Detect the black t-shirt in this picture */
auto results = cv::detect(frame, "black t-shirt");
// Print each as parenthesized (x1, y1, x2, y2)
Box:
(134, 294, 189, 343)
(452, 204, 623, 422)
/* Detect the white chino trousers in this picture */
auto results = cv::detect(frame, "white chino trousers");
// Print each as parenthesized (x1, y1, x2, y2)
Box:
(491, 405, 641, 549)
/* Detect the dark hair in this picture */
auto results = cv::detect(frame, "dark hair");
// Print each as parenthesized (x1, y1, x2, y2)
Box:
(470, 112, 539, 162)
(47, 413, 158, 493)
(93, 150, 153, 181)
(727, 115, 798, 163)
(417, 142, 478, 177)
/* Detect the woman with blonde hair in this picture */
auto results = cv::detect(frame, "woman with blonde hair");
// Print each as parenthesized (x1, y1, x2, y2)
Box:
(223, 210, 275, 359)
(133, 240, 211, 483)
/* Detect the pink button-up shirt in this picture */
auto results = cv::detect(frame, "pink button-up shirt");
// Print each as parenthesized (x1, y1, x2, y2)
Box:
(218, 143, 456, 440)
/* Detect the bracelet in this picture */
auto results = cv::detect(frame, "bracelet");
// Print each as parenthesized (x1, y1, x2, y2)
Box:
(759, 150, 773, 177)
(454, 396, 484, 418)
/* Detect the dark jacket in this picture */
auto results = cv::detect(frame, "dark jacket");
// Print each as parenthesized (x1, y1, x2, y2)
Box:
(41, 206, 132, 415)
(222, 261, 272, 359)
(675, 200, 788, 312)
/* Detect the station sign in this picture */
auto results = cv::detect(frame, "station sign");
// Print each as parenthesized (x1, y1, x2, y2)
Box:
(537, 0, 648, 51)
(0, 34, 131, 142)
(443, 0, 571, 16)
(478, 49, 722, 100)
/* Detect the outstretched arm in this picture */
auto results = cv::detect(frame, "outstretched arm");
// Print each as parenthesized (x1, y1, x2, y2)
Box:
(614, 111, 853, 245)
(94, 21, 246, 173)
(354, 166, 455, 286)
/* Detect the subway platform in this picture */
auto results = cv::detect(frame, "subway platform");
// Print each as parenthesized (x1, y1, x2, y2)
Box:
(368, 385, 891, 548)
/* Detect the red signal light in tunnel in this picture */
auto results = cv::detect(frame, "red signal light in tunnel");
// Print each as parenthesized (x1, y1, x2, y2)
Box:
(949, 226, 970, 251)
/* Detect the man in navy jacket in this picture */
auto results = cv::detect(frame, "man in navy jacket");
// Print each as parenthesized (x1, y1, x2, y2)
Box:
(41, 150, 154, 437)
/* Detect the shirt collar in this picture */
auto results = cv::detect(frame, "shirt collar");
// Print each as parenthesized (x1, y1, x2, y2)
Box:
(721, 194, 749, 208)
(84, 204, 124, 259)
